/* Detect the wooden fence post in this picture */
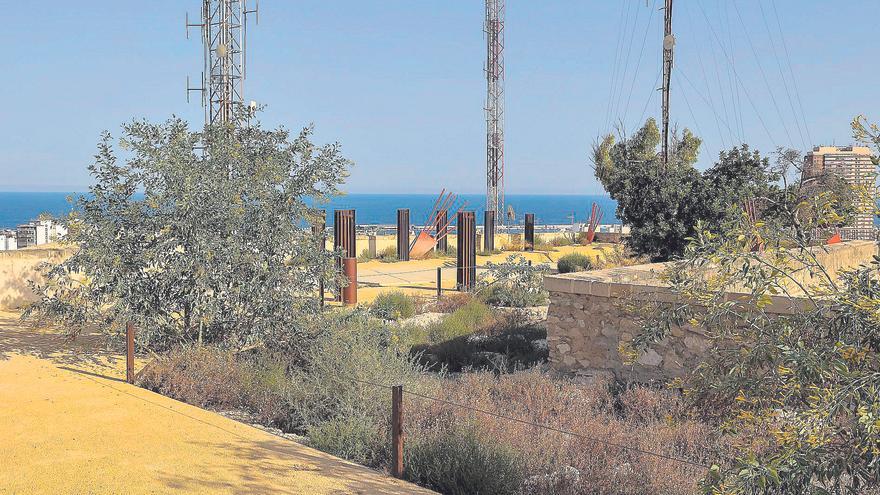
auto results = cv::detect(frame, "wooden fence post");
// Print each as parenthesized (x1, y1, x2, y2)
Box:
(125, 321, 135, 384)
(391, 385, 404, 478)
(436, 267, 442, 301)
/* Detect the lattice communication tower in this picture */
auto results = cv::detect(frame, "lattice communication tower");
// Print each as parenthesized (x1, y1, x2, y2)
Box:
(187, 0, 258, 125)
(485, 0, 505, 221)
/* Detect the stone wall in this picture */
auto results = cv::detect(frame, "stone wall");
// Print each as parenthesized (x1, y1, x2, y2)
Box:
(545, 240, 879, 382)
(0, 246, 75, 310)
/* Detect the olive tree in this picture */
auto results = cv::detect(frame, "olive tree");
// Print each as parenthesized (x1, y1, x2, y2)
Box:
(625, 119, 879, 493)
(26, 112, 350, 352)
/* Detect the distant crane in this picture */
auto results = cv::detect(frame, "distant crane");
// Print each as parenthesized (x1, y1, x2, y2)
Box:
(485, 0, 505, 223)
(186, 0, 259, 126)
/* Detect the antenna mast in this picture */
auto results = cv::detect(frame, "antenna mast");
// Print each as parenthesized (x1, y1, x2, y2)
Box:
(187, 0, 258, 126)
(661, 0, 674, 166)
(485, 0, 505, 222)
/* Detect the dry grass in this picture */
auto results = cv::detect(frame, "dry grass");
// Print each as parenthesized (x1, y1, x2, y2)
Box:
(139, 330, 725, 494)
(405, 370, 722, 495)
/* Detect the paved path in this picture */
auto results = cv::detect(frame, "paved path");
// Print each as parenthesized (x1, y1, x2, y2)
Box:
(0, 311, 435, 494)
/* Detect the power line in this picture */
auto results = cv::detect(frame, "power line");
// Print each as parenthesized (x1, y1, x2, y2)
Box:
(622, 0, 660, 127)
(771, 0, 813, 147)
(614, 1, 644, 126)
(684, 0, 727, 150)
(731, 0, 795, 147)
(605, 0, 633, 133)
(758, 1, 807, 151)
(694, 0, 776, 146)
(678, 68, 738, 138)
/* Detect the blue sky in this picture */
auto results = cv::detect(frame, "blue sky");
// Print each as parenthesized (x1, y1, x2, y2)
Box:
(2, 1, 878, 194)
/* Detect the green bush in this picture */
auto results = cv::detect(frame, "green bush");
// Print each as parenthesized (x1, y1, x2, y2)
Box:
(413, 321, 547, 372)
(378, 245, 398, 262)
(405, 422, 526, 495)
(369, 291, 417, 321)
(307, 415, 389, 467)
(557, 253, 592, 273)
(478, 254, 549, 308)
(424, 300, 493, 344)
(285, 310, 433, 458)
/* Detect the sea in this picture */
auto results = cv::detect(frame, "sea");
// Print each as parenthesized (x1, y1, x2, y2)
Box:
(0, 192, 620, 229)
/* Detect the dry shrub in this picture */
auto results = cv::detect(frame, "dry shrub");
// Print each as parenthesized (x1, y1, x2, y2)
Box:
(405, 369, 720, 495)
(138, 346, 246, 408)
(137, 345, 292, 428)
(425, 292, 475, 313)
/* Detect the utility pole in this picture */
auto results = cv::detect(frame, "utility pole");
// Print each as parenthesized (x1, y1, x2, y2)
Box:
(485, 0, 505, 224)
(187, 0, 259, 126)
(661, 0, 674, 166)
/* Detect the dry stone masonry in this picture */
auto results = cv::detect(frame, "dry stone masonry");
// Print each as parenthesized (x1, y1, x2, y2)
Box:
(544, 241, 879, 382)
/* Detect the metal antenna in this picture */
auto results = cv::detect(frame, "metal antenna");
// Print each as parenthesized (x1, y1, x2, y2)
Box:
(485, 0, 505, 224)
(186, 1, 259, 126)
(661, 0, 674, 166)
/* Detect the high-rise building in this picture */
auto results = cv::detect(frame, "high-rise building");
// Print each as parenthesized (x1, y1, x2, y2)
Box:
(803, 145, 876, 236)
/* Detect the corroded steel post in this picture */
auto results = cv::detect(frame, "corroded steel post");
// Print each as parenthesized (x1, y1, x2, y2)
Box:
(524, 213, 535, 251)
(334, 209, 356, 303)
(397, 209, 410, 261)
(484, 210, 496, 252)
(435, 210, 448, 253)
(342, 257, 357, 305)
(457, 211, 476, 290)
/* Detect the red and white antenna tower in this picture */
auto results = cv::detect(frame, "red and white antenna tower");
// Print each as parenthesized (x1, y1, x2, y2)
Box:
(485, 0, 505, 223)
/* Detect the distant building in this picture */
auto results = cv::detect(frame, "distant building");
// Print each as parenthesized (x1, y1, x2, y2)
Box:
(803, 145, 877, 238)
(14, 219, 67, 249)
(16, 224, 37, 248)
(0, 230, 17, 251)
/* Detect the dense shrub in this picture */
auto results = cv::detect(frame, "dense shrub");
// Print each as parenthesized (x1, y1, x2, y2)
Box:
(369, 291, 417, 321)
(405, 422, 526, 495)
(422, 300, 493, 344)
(137, 345, 292, 428)
(424, 292, 474, 313)
(550, 235, 575, 247)
(405, 370, 721, 495)
(413, 320, 547, 372)
(557, 252, 592, 273)
(142, 341, 722, 494)
(378, 245, 398, 262)
(478, 254, 549, 308)
(307, 415, 389, 467)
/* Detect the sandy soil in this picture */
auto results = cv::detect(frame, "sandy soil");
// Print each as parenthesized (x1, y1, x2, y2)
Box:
(0, 311, 435, 494)
(352, 244, 607, 303)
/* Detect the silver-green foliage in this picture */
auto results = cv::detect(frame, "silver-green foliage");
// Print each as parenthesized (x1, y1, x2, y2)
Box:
(26, 113, 349, 351)
(478, 254, 550, 308)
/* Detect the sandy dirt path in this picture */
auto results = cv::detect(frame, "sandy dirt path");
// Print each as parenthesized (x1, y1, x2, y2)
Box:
(0, 311, 435, 494)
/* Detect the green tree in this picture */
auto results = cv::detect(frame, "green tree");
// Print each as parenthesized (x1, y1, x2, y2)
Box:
(25, 112, 350, 351)
(593, 119, 778, 261)
(625, 119, 880, 493)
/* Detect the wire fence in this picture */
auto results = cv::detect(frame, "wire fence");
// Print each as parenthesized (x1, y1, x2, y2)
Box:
(333, 373, 713, 473)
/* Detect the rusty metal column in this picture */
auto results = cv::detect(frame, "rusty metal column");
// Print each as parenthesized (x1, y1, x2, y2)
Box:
(334, 209, 356, 304)
(484, 210, 495, 252)
(125, 321, 135, 384)
(397, 208, 410, 261)
(457, 211, 476, 290)
(313, 210, 326, 307)
(342, 258, 358, 305)
(435, 210, 448, 253)
(524, 213, 534, 251)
